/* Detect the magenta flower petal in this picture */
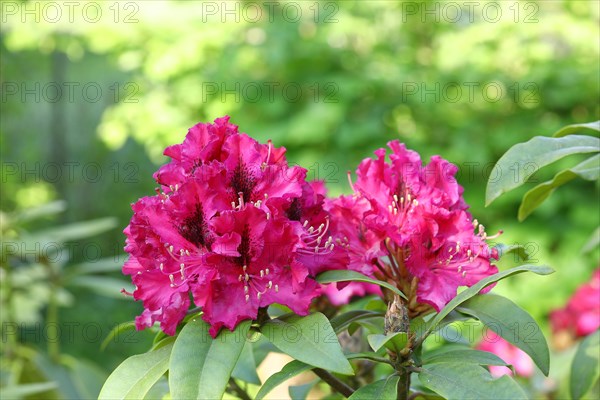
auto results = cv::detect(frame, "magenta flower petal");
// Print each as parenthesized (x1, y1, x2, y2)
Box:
(123, 117, 345, 337)
(477, 331, 534, 378)
(327, 140, 498, 312)
(551, 268, 600, 338)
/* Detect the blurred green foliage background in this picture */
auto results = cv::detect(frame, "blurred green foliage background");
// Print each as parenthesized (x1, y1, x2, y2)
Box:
(1, 0, 598, 398)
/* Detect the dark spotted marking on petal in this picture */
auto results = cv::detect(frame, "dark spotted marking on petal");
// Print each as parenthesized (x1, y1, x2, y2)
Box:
(179, 203, 212, 249)
(231, 161, 256, 202)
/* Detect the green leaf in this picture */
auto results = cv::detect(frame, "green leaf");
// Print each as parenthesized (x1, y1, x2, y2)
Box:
(66, 357, 108, 400)
(571, 330, 600, 400)
(0, 382, 58, 398)
(98, 343, 173, 400)
(231, 338, 261, 385)
(330, 310, 384, 334)
(553, 121, 600, 137)
(101, 321, 136, 351)
(485, 135, 599, 206)
(31, 217, 118, 242)
(493, 243, 530, 262)
(456, 294, 550, 376)
(68, 276, 132, 299)
(289, 380, 318, 400)
(144, 376, 169, 400)
(252, 333, 280, 366)
(346, 352, 394, 365)
(367, 332, 408, 353)
(419, 362, 527, 399)
(348, 375, 399, 399)
(417, 265, 553, 344)
(262, 312, 354, 375)
(33, 353, 81, 399)
(582, 227, 600, 253)
(518, 154, 600, 220)
(169, 318, 250, 400)
(13, 200, 66, 223)
(255, 360, 312, 400)
(67, 257, 125, 277)
(364, 297, 387, 312)
(316, 270, 407, 300)
(423, 349, 512, 368)
(411, 311, 473, 342)
(150, 336, 175, 351)
(349, 316, 385, 335)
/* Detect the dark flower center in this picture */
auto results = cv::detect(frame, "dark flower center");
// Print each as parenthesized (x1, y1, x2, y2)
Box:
(286, 198, 302, 221)
(231, 162, 256, 202)
(179, 203, 212, 249)
(236, 224, 252, 267)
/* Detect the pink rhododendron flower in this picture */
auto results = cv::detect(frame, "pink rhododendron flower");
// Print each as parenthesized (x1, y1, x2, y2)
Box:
(321, 195, 384, 304)
(325, 141, 498, 315)
(123, 117, 346, 336)
(550, 268, 600, 339)
(477, 331, 534, 378)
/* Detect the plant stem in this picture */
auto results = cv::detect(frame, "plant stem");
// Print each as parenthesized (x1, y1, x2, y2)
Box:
(228, 378, 251, 400)
(312, 368, 355, 398)
(186, 306, 201, 315)
(397, 367, 410, 400)
(384, 295, 412, 400)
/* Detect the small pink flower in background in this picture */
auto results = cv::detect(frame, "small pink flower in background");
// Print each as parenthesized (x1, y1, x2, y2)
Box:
(325, 141, 498, 314)
(550, 268, 600, 339)
(477, 331, 534, 378)
(322, 282, 382, 306)
(123, 117, 346, 337)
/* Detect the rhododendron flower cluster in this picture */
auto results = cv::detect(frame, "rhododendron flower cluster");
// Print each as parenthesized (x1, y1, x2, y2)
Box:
(550, 268, 600, 339)
(324, 141, 498, 315)
(123, 117, 499, 337)
(476, 331, 534, 378)
(123, 117, 345, 336)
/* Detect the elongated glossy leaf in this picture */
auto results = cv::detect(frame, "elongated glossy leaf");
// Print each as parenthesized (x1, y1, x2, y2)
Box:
(67, 257, 125, 277)
(231, 338, 261, 385)
(101, 321, 136, 351)
(1, 382, 58, 398)
(553, 121, 600, 137)
(252, 333, 280, 366)
(519, 154, 600, 220)
(289, 380, 318, 400)
(330, 310, 383, 334)
(255, 360, 312, 400)
(32, 217, 118, 242)
(493, 243, 530, 262)
(485, 135, 599, 205)
(571, 330, 600, 400)
(150, 336, 175, 351)
(169, 318, 249, 400)
(67, 357, 108, 400)
(367, 332, 408, 353)
(582, 227, 600, 253)
(423, 349, 511, 368)
(14, 200, 66, 223)
(262, 312, 353, 375)
(419, 362, 527, 399)
(316, 270, 407, 300)
(98, 343, 173, 400)
(348, 316, 385, 335)
(33, 353, 80, 399)
(411, 311, 473, 342)
(456, 294, 550, 376)
(417, 265, 553, 343)
(348, 375, 399, 399)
